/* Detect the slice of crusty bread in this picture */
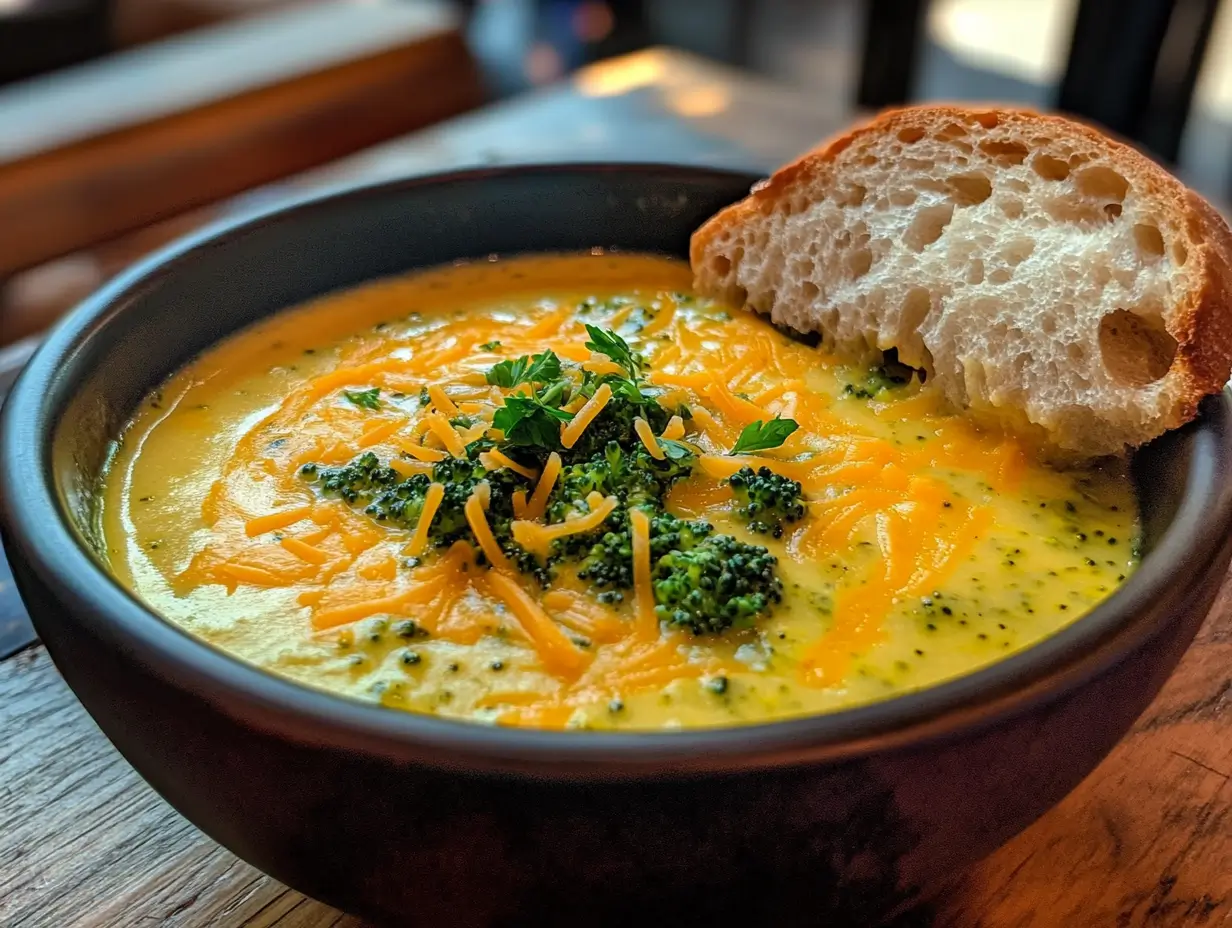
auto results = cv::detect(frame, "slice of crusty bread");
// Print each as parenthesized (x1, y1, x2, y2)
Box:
(690, 105, 1232, 458)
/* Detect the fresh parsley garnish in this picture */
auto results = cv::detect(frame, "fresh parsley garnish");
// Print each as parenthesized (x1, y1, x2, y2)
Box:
(486, 350, 561, 388)
(584, 324, 641, 378)
(343, 388, 381, 410)
(492, 396, 574, 447)
(609, 376, 654, 406)
(486, 356, 528, 388)
(486, 350, 573, 448)
(659, 438, 696, 461)
(729, 417, 798, 454)
(479, 340, 502, 351)
(580, 324, 658, 408)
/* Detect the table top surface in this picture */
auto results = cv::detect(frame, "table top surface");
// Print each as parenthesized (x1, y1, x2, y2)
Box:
(2, 48, 1231, 928)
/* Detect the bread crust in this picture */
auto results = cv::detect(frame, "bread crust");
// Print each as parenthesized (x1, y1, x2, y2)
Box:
(690, 105, 1232, 456)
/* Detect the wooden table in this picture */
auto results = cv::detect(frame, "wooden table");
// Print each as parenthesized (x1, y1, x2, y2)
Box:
(2, 49, 1231, 928)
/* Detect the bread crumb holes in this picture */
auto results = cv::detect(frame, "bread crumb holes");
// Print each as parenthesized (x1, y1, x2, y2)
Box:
(1133, 224, 1164, 259)
(1099, 309, 1177, 385)
(905, 203, 954, 251)
(1032, 154, 1070, 181)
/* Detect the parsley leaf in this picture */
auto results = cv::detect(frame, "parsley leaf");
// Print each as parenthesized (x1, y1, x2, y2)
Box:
(486, 350, 561, 388)
(659, 438, 697, 461)
(493, 397, 573, 448)
(582, 325, 660, 409)
(479, 340, 502, 351)
(609, 377, 654, 405)
(343, 388, 381, 410)
(486, 356, 529, 388)
(584, 325, 640, 377)
(729, 417, 799, 454)
(524, 350, 562, 384)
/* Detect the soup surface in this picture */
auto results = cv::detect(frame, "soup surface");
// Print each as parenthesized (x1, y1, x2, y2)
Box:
(101, 254, 1139, 730)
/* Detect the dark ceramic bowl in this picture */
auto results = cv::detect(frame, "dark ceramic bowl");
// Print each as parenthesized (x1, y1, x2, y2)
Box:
(3, 165, 1231, 927)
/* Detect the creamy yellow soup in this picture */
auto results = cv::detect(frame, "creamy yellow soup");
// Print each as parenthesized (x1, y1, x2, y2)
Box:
(100, 254, 1138, 730)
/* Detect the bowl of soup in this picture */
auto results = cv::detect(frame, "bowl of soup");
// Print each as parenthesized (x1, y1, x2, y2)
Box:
(2, 165, 1230, 927)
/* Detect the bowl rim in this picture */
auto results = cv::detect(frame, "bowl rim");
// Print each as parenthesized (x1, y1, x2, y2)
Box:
(3, 162, 1231, 779)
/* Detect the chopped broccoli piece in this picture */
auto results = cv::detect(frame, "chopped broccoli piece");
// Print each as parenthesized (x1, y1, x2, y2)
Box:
(728, 466, 806, 538)
(653, 534, 782, 634)
(547, 440, 692, 524)
(575, 512, 713, 591)
(559, 391, 671, 461)
(304, 451, 425, 515)
(302, 449, 546, 581)
(576, 530, 633, 589)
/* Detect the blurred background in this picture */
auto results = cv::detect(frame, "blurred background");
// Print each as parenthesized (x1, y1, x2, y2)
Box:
(2, 0, 1230, 352)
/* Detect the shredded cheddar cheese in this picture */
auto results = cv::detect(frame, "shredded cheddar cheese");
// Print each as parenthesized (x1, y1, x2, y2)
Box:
(388, 458, 434, 478)
(405, 482, 445, 556)
(465, 490, 511, 571)
(633, 417, 664, 460)
(582, 356, 625, 376)
(396, 438, 447, 463)
(511, 495, 619, 557)
(512, 489, 529, 519)
(423, 413, 466, 457)
(661, 415, 685, 440)
(704, 382, 766, 426)
(312, 576, 448, 631)
(428, 385, 459, 417)
(484, 571, 585, 675)
(357, 419, 402, 449)
(479, 449, 538, 480)
(525, 451, 561, 520)
(280, 537, 330, 566)
(244, 505, 314, 537)
(560, 383, 612, 449)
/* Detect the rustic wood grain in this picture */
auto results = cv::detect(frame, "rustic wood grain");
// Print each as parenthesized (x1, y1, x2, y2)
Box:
(0, 1, 482, 277)
(931, 580, 1232, 928)
(1, 578, 1229, 927)
(0, 645, 362, 928)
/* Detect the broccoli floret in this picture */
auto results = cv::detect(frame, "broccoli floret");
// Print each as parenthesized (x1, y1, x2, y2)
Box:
(545, 442, 696, 566)
(728, 466, 806, 538)
(426, 458, 545, 579)
(304, 451, 403, 503)
(548, 457, 620, 523)
(303, 449, 546, 581)
(649, 512, 713, 559)
(305, 452, 430, 526)
(575, 512, 713, 592)
(653, 534, 782, 635)
(560, 393, 671, 460)
(576, 530, 633, 588)
(547, 441, 693, 524)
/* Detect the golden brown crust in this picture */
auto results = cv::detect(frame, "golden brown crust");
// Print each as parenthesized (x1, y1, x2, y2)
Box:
(690, 103, 1232, 449)
(1173, 191, 1232, 421)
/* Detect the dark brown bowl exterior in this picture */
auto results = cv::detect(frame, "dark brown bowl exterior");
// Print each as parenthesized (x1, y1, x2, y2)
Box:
(2, 166, 1231, 928)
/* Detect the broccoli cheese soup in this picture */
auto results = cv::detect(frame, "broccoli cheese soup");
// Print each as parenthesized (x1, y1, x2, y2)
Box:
(100, 253, 1139, 730)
